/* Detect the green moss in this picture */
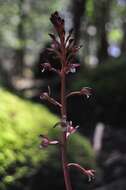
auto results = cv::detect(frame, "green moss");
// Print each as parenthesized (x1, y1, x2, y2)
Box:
(68, 133, 95, 168)
(0, 88, 58, 186)
(0, 88, 95, 189)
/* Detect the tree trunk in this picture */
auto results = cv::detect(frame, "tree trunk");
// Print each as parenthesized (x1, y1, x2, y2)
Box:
(71, 0, 86, 44)
(15, 0, 27, 76)
(94, 0, 111, 64)
(121, 20, 126, 55)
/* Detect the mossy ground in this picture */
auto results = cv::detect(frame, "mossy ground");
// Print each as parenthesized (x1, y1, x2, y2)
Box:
(0, 88, 95, 190)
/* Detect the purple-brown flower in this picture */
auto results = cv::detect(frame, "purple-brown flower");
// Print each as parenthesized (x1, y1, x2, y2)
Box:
(41, 63, 52, 72)
(65, 63, 80, 74)
(66, 121, 79, 138)
(39, 134, 59, 148)
(48, 11, 82, 72)
(50, 11, 65, 37)
(67, 163, 95, 182)
(80, 87, 93, 98)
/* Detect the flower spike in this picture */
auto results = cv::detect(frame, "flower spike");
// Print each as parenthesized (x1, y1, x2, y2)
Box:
(39, 11, 95, 190)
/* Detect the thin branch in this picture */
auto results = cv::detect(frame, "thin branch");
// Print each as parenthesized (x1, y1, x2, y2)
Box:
(66, 91, 81, 98)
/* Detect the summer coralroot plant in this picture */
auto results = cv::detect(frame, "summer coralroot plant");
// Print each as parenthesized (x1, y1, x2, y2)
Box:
(39, 11, 95, 190)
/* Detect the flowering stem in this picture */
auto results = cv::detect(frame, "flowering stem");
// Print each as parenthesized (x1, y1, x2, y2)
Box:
(40, 11, 95, 190)
(60, 69, 73, 190)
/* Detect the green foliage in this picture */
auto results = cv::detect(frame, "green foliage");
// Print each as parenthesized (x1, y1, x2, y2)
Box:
(108, 29, 123, 44)
(0, 89, 95, 189)
(86, 0, 94, 19)
(0, 0, 68, 50)
(68, 133, 95, 168)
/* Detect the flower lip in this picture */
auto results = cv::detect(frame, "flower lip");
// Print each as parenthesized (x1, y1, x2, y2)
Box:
(39, 134, 59, 148)
(39, 135, 50, 148)
(40, 92, 49, 100)
(66, 121, 79, 138)
(41, 63, 52, 72)
(80, 87, 93, 98)
(65, 63, 80, 74)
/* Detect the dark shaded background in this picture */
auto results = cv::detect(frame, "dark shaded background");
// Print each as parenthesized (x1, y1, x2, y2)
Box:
(0, 0, 126, 189)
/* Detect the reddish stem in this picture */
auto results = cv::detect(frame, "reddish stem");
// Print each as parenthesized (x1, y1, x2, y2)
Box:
(60, 61, 72, 190)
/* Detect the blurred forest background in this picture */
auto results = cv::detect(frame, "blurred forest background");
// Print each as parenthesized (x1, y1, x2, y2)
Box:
(0, 0, 126, 190)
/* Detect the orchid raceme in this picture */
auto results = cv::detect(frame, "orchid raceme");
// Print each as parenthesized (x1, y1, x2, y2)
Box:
(39, 11, 95, 190)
